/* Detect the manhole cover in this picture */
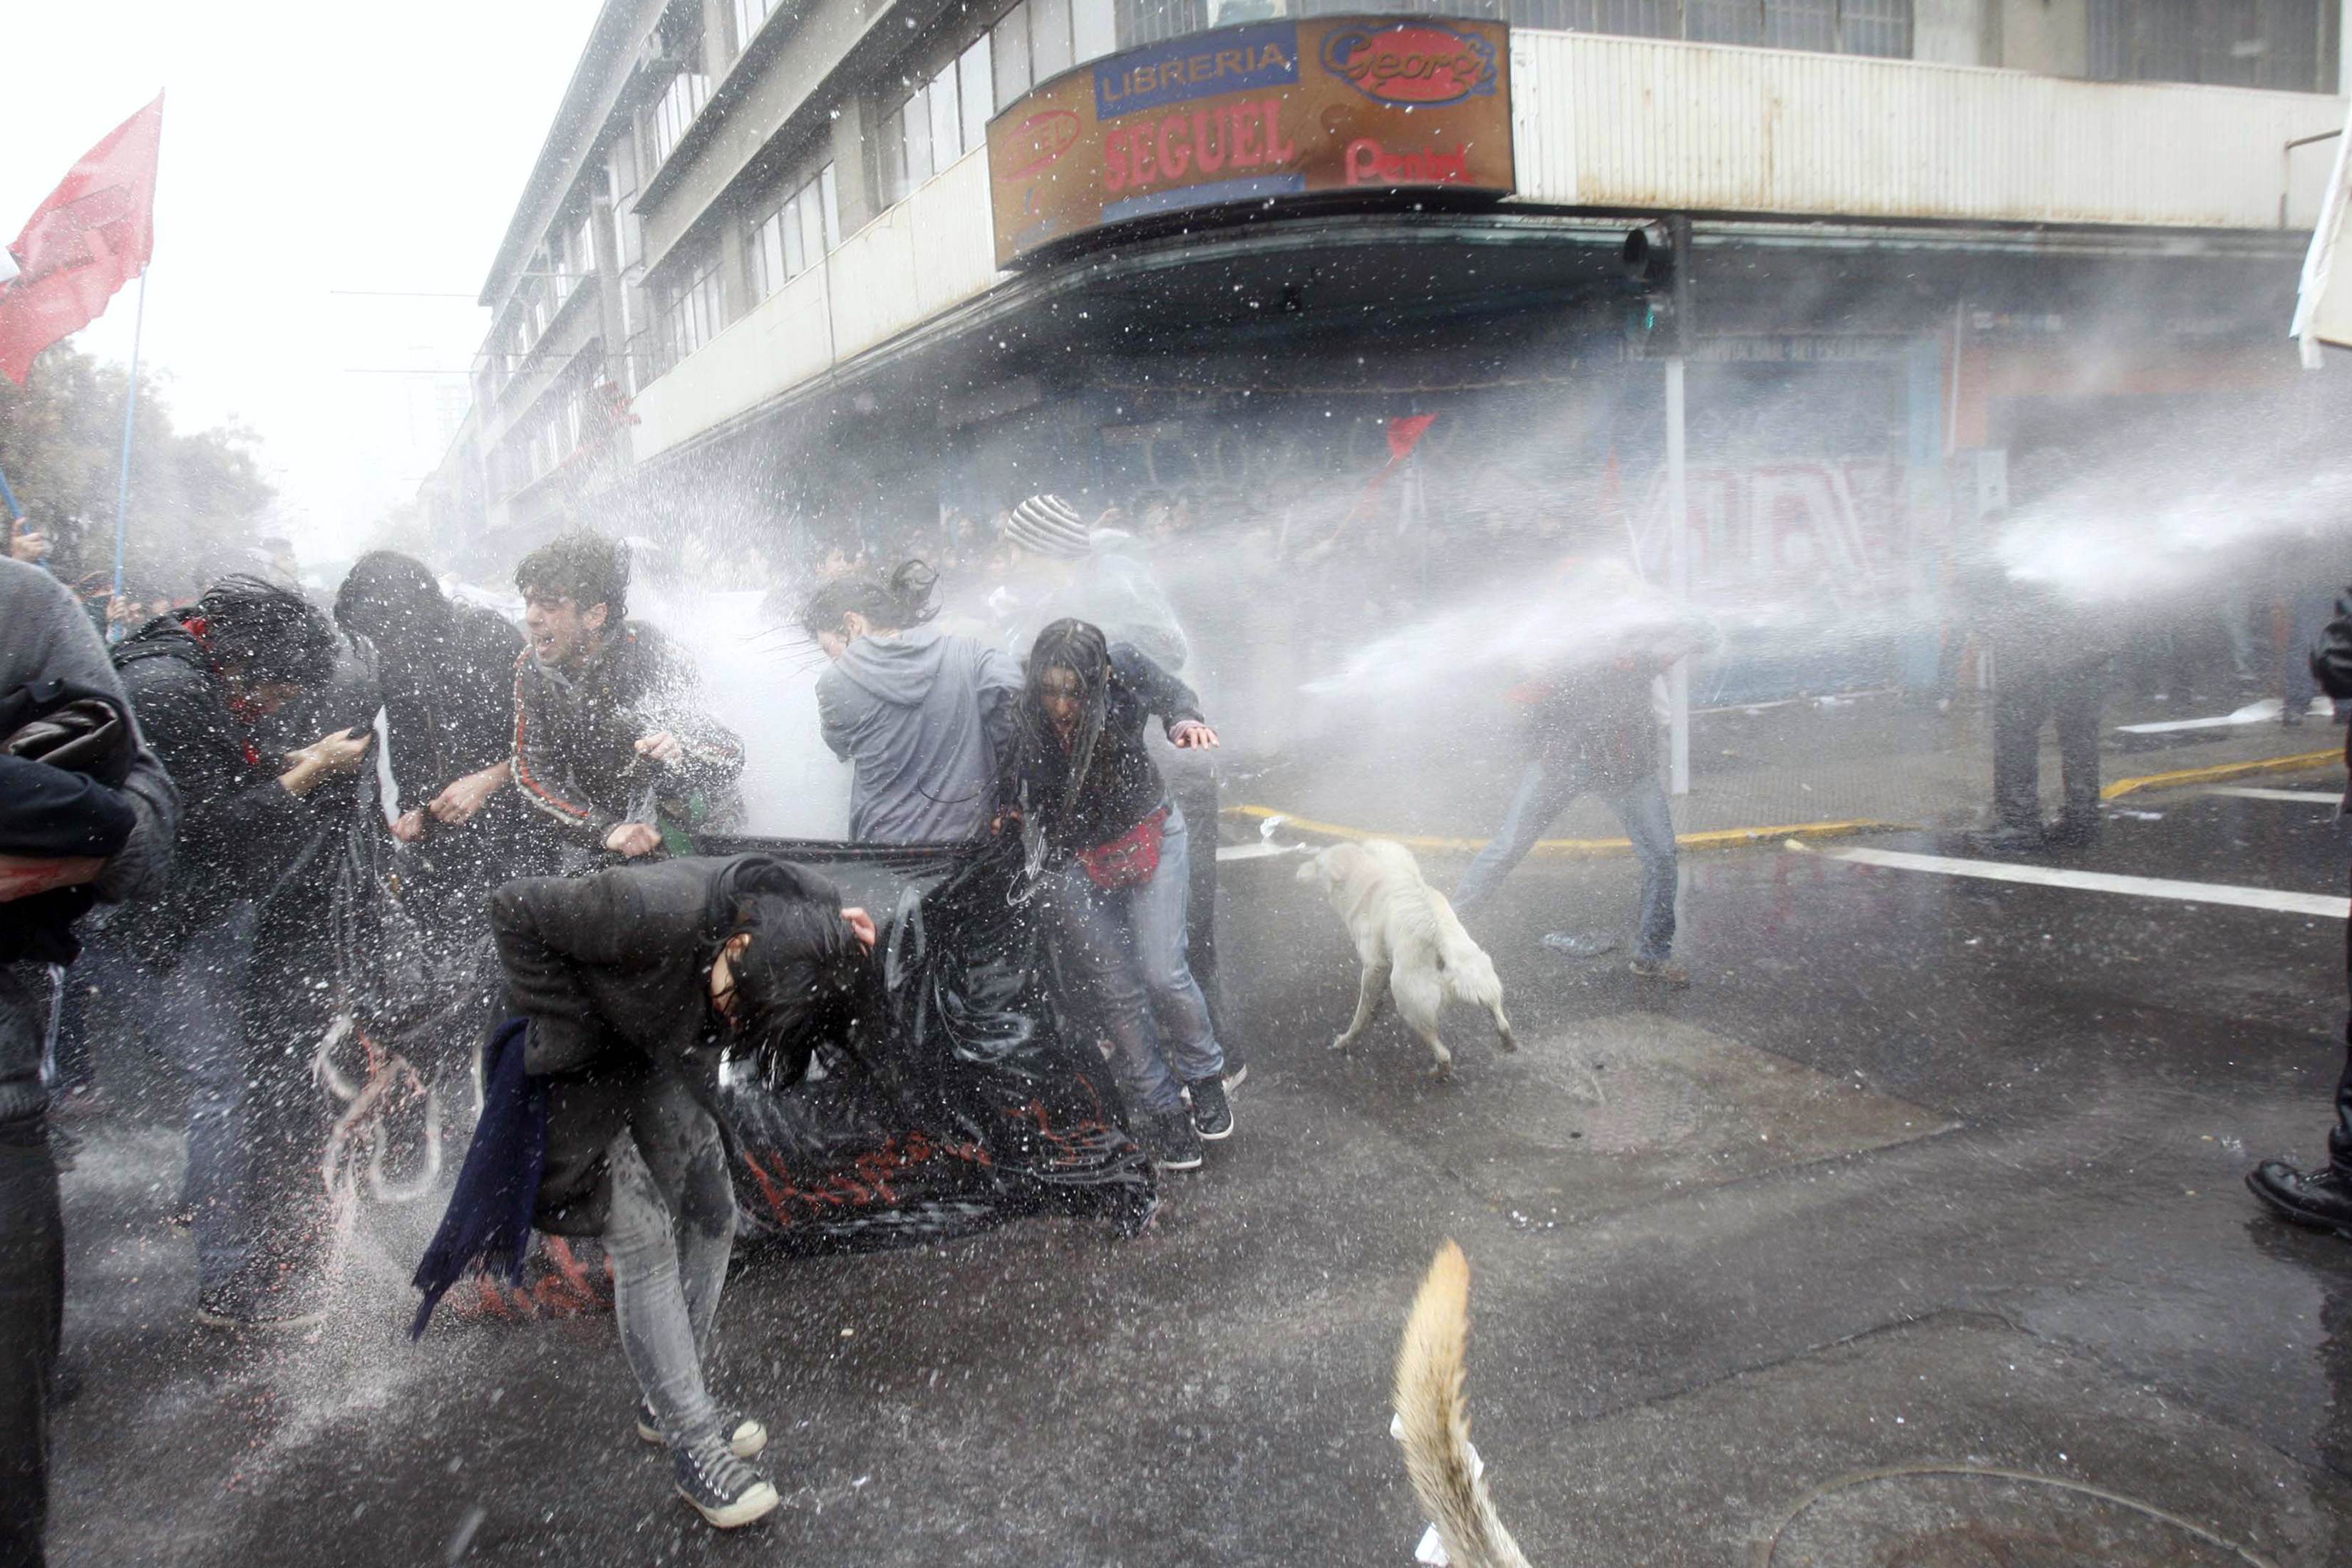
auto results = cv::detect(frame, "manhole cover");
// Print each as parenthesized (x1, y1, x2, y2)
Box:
(1763, 1469, 2274, 1567)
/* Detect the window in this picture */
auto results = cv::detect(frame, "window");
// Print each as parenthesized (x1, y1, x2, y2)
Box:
(999, 0, 1118, 94)
(884, 33, 1005, 204)
(650, 66, 711, 172)
(749, 163, 842, 301)
(731, 0, 780, 54)
(2089, 0, 2334, 92)
(651, 243, 725, 378)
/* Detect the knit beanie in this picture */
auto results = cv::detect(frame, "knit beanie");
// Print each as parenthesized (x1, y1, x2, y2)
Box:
(1005, 495, 1094, 559)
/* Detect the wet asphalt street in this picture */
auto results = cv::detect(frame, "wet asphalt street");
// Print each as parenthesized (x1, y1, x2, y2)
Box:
(45, 772, 2352, 1567)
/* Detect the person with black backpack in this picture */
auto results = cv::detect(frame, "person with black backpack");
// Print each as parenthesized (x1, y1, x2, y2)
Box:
(1, 555, 177, 1567)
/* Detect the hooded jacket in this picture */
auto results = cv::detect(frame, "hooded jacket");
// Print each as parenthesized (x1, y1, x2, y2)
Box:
(817, 624, 1021, 842)
(110, 612, 337, 956)
(492, 855, 846, 1234)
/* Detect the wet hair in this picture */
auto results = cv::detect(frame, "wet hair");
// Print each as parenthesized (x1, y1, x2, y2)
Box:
(1021, 617, 1111, 803)
(795, 558, 940, 641)
(721, 893, 873, 1090)
(334, 551, 449, 646)
(514, 529, 629, 620)
(187, 574, 341, 688)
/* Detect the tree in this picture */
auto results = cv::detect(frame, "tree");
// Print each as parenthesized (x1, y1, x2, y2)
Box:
(0, 341, 274, 602)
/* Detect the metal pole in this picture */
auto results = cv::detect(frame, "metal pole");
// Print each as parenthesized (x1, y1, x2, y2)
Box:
(0, 460, 24, 524)
(1666, 214, 1693, 797)
(110, 269, 149, 597)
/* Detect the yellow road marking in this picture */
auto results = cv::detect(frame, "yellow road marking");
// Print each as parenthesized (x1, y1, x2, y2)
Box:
(2100, 749, 2341, 800)
(1221, 804, 1905, 858)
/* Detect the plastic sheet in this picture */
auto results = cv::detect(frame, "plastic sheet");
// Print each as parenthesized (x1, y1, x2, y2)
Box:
(704, 833, 1159, 1252)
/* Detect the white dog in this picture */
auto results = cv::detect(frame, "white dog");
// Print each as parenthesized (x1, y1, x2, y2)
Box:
(1296, 840, 1517, 1078)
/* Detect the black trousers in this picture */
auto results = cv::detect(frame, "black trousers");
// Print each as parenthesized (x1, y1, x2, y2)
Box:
(2333, 865, 2352, 1176)
(0, 1128, 61, 1568)
(1993, 659, 2106, 830)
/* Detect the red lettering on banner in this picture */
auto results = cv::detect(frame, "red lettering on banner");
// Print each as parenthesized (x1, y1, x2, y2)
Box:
(1159, 113, 1190, 179)
(1262, 99, 1296, 163)
(1231, 103, 1262, 167)
(1192, 108, 1226, 173)
(1342, 136, 1470, 186)
(1132, 125, 1156, 185)
(1105, 128, 1129, 192)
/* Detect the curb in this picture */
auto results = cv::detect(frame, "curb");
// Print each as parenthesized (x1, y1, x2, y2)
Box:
(2099, 748, 2341, 800)
(1222, 804, 1909, 858)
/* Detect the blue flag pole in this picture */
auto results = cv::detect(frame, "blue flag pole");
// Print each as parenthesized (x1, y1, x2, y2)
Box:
(110, 268, 149, 598)
(0, 460, 23, 523)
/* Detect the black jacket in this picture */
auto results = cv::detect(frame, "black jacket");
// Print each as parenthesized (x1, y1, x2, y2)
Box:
(2311, 590, 2352, 787)
(1004, 643, 1204, 855)
(512, 621, 745, 848)
(493, 855, 845, 1234)
(110, 617, 340, 956)
(381, 602, 523, 809)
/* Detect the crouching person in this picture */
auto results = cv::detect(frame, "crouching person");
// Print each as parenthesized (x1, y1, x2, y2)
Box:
(1006, 619, 1229, 1172)
(415, 856, 877, 1528)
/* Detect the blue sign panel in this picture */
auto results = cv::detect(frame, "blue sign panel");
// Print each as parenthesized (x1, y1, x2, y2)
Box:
(1093, 22, 1301, 120)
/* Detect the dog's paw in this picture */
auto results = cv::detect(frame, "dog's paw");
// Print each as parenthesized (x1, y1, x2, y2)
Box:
(1497, 1031, 1520, 1053)
(1426, 1058, 1455, 1081)
(1329, 1033, 1356, 1053)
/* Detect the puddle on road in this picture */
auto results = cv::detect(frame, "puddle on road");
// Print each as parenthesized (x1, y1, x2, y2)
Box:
(1369, 1013, 1954, 1225)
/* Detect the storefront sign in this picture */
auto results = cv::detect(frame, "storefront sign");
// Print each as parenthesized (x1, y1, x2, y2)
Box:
(986, 15, 1512, 267)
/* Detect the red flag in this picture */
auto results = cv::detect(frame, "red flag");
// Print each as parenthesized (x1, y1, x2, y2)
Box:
(0, 96, 163, 386)
(1385, 413, 1437, 463)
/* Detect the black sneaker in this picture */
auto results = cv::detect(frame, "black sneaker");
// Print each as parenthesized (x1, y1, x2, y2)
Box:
(1185, 1076, 1234, 1141)
(2247, 1159, 2352, 1239)
(671, 1433, 780, 1529)
(636, 1401, 768, 1460)
(1137, 1108, 1204, 1172)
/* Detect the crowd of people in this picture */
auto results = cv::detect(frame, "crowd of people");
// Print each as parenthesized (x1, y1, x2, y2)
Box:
(0, 499, 1274, 1549)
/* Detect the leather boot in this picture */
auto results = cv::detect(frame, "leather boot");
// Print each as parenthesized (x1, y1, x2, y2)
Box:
(2247, 1160, 2352, 1238)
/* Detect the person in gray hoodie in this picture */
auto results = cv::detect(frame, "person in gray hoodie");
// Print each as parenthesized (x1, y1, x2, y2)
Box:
(801, 560, 1022, 843)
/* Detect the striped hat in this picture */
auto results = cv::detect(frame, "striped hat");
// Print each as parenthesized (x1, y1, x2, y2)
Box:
(1005, 494, 1093, 559)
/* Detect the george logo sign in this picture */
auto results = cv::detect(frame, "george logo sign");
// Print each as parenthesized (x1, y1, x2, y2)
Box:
(1318, 21, 1500, 107)
(986, 14, 1512, 268)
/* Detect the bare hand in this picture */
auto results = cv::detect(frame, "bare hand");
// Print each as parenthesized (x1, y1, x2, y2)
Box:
(1170, 720, 1220, 750)
(296, 728, 373, 777)
(9, 524, 49, 564)
(390, 810, 428, 843)
(842, 907, 877, 951)
(0, 853, 105, 902)
(428, 761, 509, 825)
(605, 822, 662, 857)
(635, 731, 684, 765)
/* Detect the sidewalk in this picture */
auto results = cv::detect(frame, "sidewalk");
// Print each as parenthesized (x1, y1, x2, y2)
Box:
(1220, 689, 2347, 857)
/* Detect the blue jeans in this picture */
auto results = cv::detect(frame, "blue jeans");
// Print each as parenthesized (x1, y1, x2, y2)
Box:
(605, 1077, 736, 1447)
(163, 906, 260, 1299)
(1454, 761, 1679, 964)
(1053, 804, 1224, 1117)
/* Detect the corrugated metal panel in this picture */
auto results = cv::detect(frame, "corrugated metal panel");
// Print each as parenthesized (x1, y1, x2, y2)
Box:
(1510, 29, 2345, 229)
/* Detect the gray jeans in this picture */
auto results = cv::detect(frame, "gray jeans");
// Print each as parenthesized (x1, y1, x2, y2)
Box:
(605, 1076, 736, 1448)
(1052, 803, 1225, 1116)
(165, 907, 262, 1299)
(1454, 761, 1680, 964)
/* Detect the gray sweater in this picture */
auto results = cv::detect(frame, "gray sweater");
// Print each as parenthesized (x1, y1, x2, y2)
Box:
(1, 560, 179, 1126)
(815, 624, 1021, 842)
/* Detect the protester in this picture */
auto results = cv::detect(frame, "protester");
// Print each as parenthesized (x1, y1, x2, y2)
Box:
(1961, 542, 2113, 853)
(111, 575, 374, 1328)
(511, 530, 744, 862)
(2248, 587, 2352, 1234)
(1449, 555, 1711, 984)
(999, 494, 1190, 674)
(0, 556, 177, 1568)
(334, 551, 541, 875)
(1003, 618, 1230, 1171)
(419, 855, 879, 1529)
(801, 558, 1021, 842)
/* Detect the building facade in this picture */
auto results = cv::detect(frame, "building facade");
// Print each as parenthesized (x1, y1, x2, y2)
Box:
(437, 0, 2352, 729)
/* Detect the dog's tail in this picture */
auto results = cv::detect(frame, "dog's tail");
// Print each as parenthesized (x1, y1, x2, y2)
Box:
(1427, 892, 1504, 1003)
(1394, 1241, 1532, 1568)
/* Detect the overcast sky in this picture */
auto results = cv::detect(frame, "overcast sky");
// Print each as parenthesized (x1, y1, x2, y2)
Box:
(1, 1, 602, 567)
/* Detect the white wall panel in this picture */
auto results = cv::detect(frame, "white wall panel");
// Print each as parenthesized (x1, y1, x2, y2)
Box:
(1512, 30, 2345, 229)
